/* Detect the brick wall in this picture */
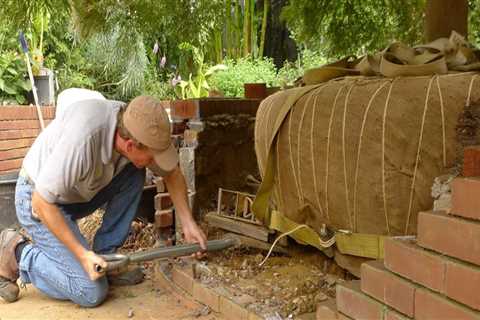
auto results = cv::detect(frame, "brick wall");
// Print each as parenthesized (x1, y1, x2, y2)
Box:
(0, 106, 55, 174)
(330, 150, 480, 320)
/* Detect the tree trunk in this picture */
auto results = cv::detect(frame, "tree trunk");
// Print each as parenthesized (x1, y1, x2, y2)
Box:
(235, 0, 242, 58)
(226, 0, 232, 58)
(264, 0, 297, 68)
(425, 0, 468, 41)
(259, 0, 269, 57)
(250, 0, 256, 58)
(243, 0, 251, 56)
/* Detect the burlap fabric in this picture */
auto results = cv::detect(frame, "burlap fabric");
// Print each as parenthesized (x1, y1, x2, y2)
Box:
(255, 73, 480, 237)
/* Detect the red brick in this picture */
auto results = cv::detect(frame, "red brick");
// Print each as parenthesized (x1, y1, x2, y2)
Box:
(316, 299, 338, 319)
(154, 209, 173, 228)
(415, 288, 479, 320)
(0, 119, 51, 130)
(193, 282, 221, 312)
(445, 260, 480, 310)
(0, 138, 35, 151)
(385, 309, 410, 320)
(154, 193, 173, 211)
(248, 312, 264, 320)
(0, 158, 22, 172)
(220, 296, 249, 320)
(336, 281, 385, 320)
(170, 99, 198, 119)
(463, 146, 480, 177)
(451, 178, 480, 220)
(384, 237, 445, 292)
(0, 129, 40, 140)
(170, 98, 260, 120)
(0, 147, 29, 161)
(0, 106, 55, 120)
(417, 211, 480, 265)
(171, 264, 194, 295)
(361, 260, 416, 317)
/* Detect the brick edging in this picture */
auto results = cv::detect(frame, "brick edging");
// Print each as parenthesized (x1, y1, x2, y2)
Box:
(162, 261, 263, 320)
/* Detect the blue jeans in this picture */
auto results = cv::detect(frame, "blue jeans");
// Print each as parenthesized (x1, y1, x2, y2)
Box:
(15, 164, 145, 307)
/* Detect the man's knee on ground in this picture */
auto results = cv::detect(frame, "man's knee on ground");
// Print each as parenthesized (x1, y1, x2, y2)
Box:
(77, 277, 108, 308)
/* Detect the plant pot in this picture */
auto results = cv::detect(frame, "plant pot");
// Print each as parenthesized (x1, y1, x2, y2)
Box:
(244, 83, 267, 100)
(26, 70, 55, 106)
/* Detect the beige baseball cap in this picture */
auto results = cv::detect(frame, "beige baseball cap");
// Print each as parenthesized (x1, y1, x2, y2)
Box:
(123, 96, 178, 173)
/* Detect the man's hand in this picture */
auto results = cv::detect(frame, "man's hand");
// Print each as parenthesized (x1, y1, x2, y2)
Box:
(79, 250, 107, 281)
(163, 166, 207, 259)
(32, 191, 107, 281)
(182, 219, 207, 259)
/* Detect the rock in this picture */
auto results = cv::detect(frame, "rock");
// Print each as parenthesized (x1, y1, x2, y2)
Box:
(324, 275, 337, 287)
(314, 292, 328, 302)
(254, 254, 264, 264)
(233, 294, 257, 306)
(127, 308, 134, 318)
(241, 259, 248, 269)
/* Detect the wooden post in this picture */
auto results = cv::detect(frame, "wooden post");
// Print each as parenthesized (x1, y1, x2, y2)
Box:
(425, 0, 468, 42)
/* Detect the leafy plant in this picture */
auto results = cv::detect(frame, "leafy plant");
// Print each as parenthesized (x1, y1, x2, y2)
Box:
(282, 0, 425, 58)
(26, 8, 51, 75)
(209, 56, 277, 97)
(174, 43, 227, 99)
(277, 49, 327, 86)
(0, 51, 31, 104)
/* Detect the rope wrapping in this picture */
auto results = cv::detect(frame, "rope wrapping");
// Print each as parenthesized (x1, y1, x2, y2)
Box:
(254, 73, 480, 243)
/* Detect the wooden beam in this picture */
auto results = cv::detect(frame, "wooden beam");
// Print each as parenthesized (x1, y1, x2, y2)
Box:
(206, 212, 270, 242)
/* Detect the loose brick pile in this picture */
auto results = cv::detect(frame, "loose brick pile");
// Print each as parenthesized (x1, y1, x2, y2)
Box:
(153, 177, 175, 244)
(322, 172, 480, 319)
(0, 106, 54, 174)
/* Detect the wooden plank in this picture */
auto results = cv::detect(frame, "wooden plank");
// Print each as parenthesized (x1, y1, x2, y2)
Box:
(223, 233, 288, 254)
(0, 119, 52, 130)
(206, 212, 270, 242)
(0, 158, 22, 172)
(0, 147, 29, 161)
(0, 138, 36, 151)
(0, 129, 40, 140)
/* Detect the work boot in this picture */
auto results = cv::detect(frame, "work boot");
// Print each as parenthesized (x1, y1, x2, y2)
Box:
(0, 229, 26, 303)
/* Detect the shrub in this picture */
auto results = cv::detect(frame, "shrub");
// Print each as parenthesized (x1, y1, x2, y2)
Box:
(0, 51, 31, 105)
(209, 57, 278, 97)
(277, 49, 327, 87)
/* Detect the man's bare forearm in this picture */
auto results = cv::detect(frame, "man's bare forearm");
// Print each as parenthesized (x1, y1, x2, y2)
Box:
(31, 191, 87, 260)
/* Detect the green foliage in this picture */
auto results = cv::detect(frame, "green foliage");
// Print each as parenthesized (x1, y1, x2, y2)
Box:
(277, 49, 327, 86)
(0, 51, 31, 104)
(282, 0, 425, 58)
(209, 57, 278, 97)
(174, 43, 227, 99)
(85, 28, 148, 100)
(469, 0, 480, 46)
(143, 65, 176, 101)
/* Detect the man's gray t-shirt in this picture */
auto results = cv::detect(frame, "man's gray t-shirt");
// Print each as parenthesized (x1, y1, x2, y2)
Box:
(23, 98, 130, 204)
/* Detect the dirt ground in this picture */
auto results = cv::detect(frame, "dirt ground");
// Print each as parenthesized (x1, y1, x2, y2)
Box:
(194, 233, 351, 319)
(0, 279, 223, 320)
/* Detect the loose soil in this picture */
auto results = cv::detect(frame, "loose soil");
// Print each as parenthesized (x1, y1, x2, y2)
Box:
(194, 232, 352, 319)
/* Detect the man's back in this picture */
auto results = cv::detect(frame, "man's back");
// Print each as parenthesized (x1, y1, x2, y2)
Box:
(23, 98, 128, 204)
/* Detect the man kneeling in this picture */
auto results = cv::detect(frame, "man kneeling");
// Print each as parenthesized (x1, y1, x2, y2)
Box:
(0, 92, 206, 306)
